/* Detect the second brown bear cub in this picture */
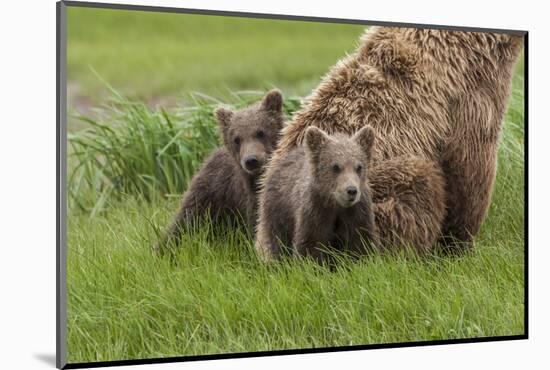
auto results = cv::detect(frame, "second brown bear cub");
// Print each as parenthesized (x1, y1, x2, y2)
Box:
(256, 126, 379, 264)
(155, 90, 283, 254)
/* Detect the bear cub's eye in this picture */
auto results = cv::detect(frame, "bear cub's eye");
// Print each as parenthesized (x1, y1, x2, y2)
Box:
(256, 130, 265, 139)
(356, 164, 363, 173)
(332, 164, 342, 173)
(234, 137, 241, 146)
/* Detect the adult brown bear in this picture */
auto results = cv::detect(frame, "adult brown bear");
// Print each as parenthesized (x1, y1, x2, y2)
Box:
(258, 26, 523, 256)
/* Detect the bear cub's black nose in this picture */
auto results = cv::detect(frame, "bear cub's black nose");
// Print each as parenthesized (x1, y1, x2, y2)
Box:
(346, 186, 358, 197)
(245, 156, 260, 170)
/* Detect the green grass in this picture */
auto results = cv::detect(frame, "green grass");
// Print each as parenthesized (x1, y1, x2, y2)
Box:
(68, 7, 365, 103)
(67, 202, 523, 362)
(66, 6, 525, 364)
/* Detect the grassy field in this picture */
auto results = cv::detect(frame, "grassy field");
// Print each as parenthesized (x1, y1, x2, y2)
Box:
(67, 7, 365, 108)
(66, 7, 525, 365)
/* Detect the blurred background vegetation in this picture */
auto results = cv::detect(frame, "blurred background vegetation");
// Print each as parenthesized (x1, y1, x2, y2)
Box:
(67, 7, 365, 116)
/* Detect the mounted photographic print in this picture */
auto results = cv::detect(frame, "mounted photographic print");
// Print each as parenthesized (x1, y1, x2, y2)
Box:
(56, 1, 527, 368)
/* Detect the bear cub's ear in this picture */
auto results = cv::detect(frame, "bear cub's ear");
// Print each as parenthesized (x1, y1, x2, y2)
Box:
(261, 89, 283, 113)
(305, 126, 330, 156)
(352, 126, 375, 160)
(215, 107, 234, 131)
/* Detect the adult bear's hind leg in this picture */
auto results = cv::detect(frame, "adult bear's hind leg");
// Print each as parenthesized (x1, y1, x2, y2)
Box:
(440, 91, 505, 252)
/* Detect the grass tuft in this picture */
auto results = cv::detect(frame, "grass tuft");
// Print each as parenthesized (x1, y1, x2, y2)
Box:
(68, 90, 301, 215)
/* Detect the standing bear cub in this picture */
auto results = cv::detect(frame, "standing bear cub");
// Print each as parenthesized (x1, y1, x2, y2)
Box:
(255, 126, 379, 264)
(155, 90, 283, 254)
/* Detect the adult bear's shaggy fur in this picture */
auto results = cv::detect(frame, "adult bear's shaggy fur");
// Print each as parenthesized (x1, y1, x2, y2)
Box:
(369, 157, 446, 252)
(260, 27, 523, 253)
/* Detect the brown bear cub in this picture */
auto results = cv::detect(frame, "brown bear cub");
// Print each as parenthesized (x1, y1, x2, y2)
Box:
(255, 126, 379, 264)
(155, 90, 283, 255)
